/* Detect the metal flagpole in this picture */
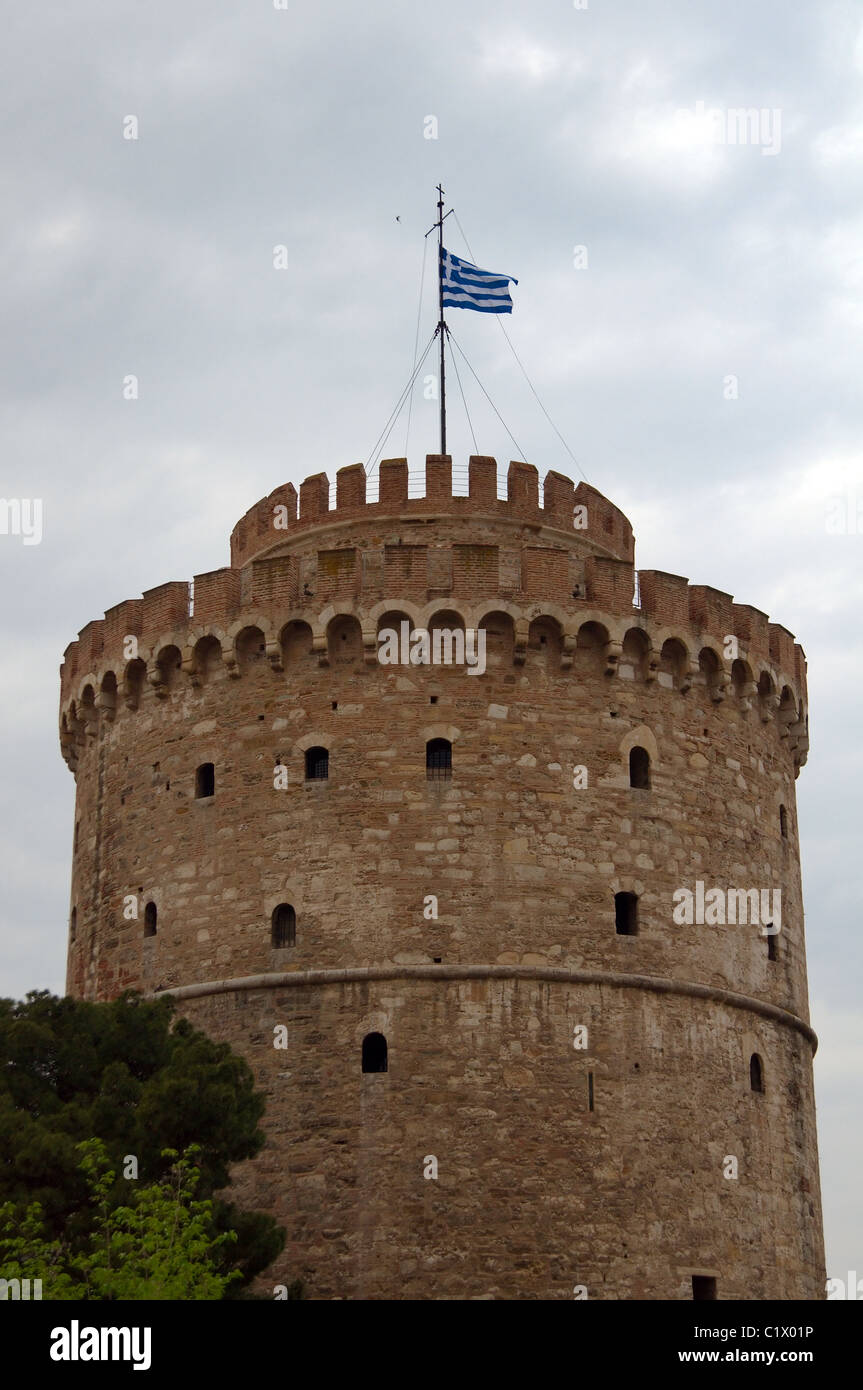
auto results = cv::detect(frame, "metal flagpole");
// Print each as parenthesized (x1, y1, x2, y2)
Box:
(426, 185, 453, 456)
(437, 184, 447, 455)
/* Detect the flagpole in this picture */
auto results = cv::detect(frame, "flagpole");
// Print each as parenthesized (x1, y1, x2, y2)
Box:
(436, 184, 447, 456)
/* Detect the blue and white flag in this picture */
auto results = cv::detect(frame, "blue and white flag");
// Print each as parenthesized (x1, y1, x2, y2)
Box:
(440, 247, 517, 314)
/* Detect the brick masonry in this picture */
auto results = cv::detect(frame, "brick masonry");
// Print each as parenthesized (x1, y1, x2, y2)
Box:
(59, 456, 823, 1300)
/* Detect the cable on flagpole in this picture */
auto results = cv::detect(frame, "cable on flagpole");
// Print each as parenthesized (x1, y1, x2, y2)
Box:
(447, 328, 529, 466)
(451, 209, 590, 484)
(447, 329, 479, 455)
(365, 329, 438, 476)
(404, 235, 429, 457)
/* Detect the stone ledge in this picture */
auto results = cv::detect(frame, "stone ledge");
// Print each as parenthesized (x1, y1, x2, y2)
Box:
(150, 963, 818, 1051)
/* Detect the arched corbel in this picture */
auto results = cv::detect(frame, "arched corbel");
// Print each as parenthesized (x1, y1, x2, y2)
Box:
(362, 626, 380, 667)
(680, 661, 697, 695)
(96, 690, 116, 724)
(181, 654, 202, 689)
(147, 664, 168, 699)
(513, 619, 529, 667)
(605, 639, 623, 678)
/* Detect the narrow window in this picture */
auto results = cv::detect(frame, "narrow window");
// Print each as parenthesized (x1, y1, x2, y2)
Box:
(195, 762, 215, 798)
(692, 1276, 717, 1301)
(144, 901, 157, 937)
(426, 738, 452, 781)
(271, 903, 296, 949)
(766, 928, 777, 962)
(629, 746, 650, 789)
(73, 821, 80, 853)
(362, 1032, 388, 1073)
(750, 1053, 764, 1093)
(779, 805, 788, 839)
(615, 891, 638, 935)
(305, 746, 329, 781)
(70, 906, 77, 942)
(588, 1071, 595, 1112)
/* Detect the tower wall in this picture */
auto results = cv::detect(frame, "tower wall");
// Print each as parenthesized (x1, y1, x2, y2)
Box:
(59, 456, 822, 1299)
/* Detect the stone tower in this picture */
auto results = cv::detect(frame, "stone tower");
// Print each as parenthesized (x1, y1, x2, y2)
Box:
(59, 455, 824, 1300)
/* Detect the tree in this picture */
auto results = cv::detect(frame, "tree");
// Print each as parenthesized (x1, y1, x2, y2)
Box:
(0, 991, 284, 1295)
(0, 1141, 242, 1300)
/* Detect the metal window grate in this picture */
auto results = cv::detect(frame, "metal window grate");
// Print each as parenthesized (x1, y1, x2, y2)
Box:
(426, 739, 452, 781)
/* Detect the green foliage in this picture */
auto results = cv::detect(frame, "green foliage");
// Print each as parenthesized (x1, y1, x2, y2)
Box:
(0, 1141, 241, 1299)
(0, 992, 285, 1294)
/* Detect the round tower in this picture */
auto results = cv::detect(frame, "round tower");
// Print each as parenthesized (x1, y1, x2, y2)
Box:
(59, 454, 824, 1300)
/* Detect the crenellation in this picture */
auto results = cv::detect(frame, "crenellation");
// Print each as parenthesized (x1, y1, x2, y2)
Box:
(769, 623, 797, 675)
(76, 620, 105, 676)
(193, 568, 241, 624)
(732, 603, 770, 660)
(378, 457, 408, 507)
(507, 459, 539, 514)
(584, 553, 636, 615)
(542, 469, 575, 527)
(299, 472, 329, 523)
(468, 453, 497, 504)
(336, 462, 366, 512)
(103, 598, 143, 651)
(688, 585, 734, 640)
(250, 555, 299, 609)
(142, 580, 190, 634)
(425, 453, 452, 504)
(638, 571, 690, 627)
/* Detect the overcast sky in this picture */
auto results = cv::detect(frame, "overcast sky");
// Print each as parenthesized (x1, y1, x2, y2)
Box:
(1, 0, 860, 1289)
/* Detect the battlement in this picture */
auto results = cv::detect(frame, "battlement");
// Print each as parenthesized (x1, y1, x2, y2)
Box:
(58, 453, 810, 778)
(229, 457, 635, 568)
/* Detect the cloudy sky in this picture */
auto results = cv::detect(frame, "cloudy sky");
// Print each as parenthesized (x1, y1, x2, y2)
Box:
(1, 0, 860, 1287)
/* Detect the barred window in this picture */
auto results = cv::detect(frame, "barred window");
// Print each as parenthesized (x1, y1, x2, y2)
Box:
(305, 746, 329, 781)
(426, 738, 452, 781)
(271, 903, 296, 948)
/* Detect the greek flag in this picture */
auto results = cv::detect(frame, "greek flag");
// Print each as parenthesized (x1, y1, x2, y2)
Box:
(440, 247, 517, 314)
